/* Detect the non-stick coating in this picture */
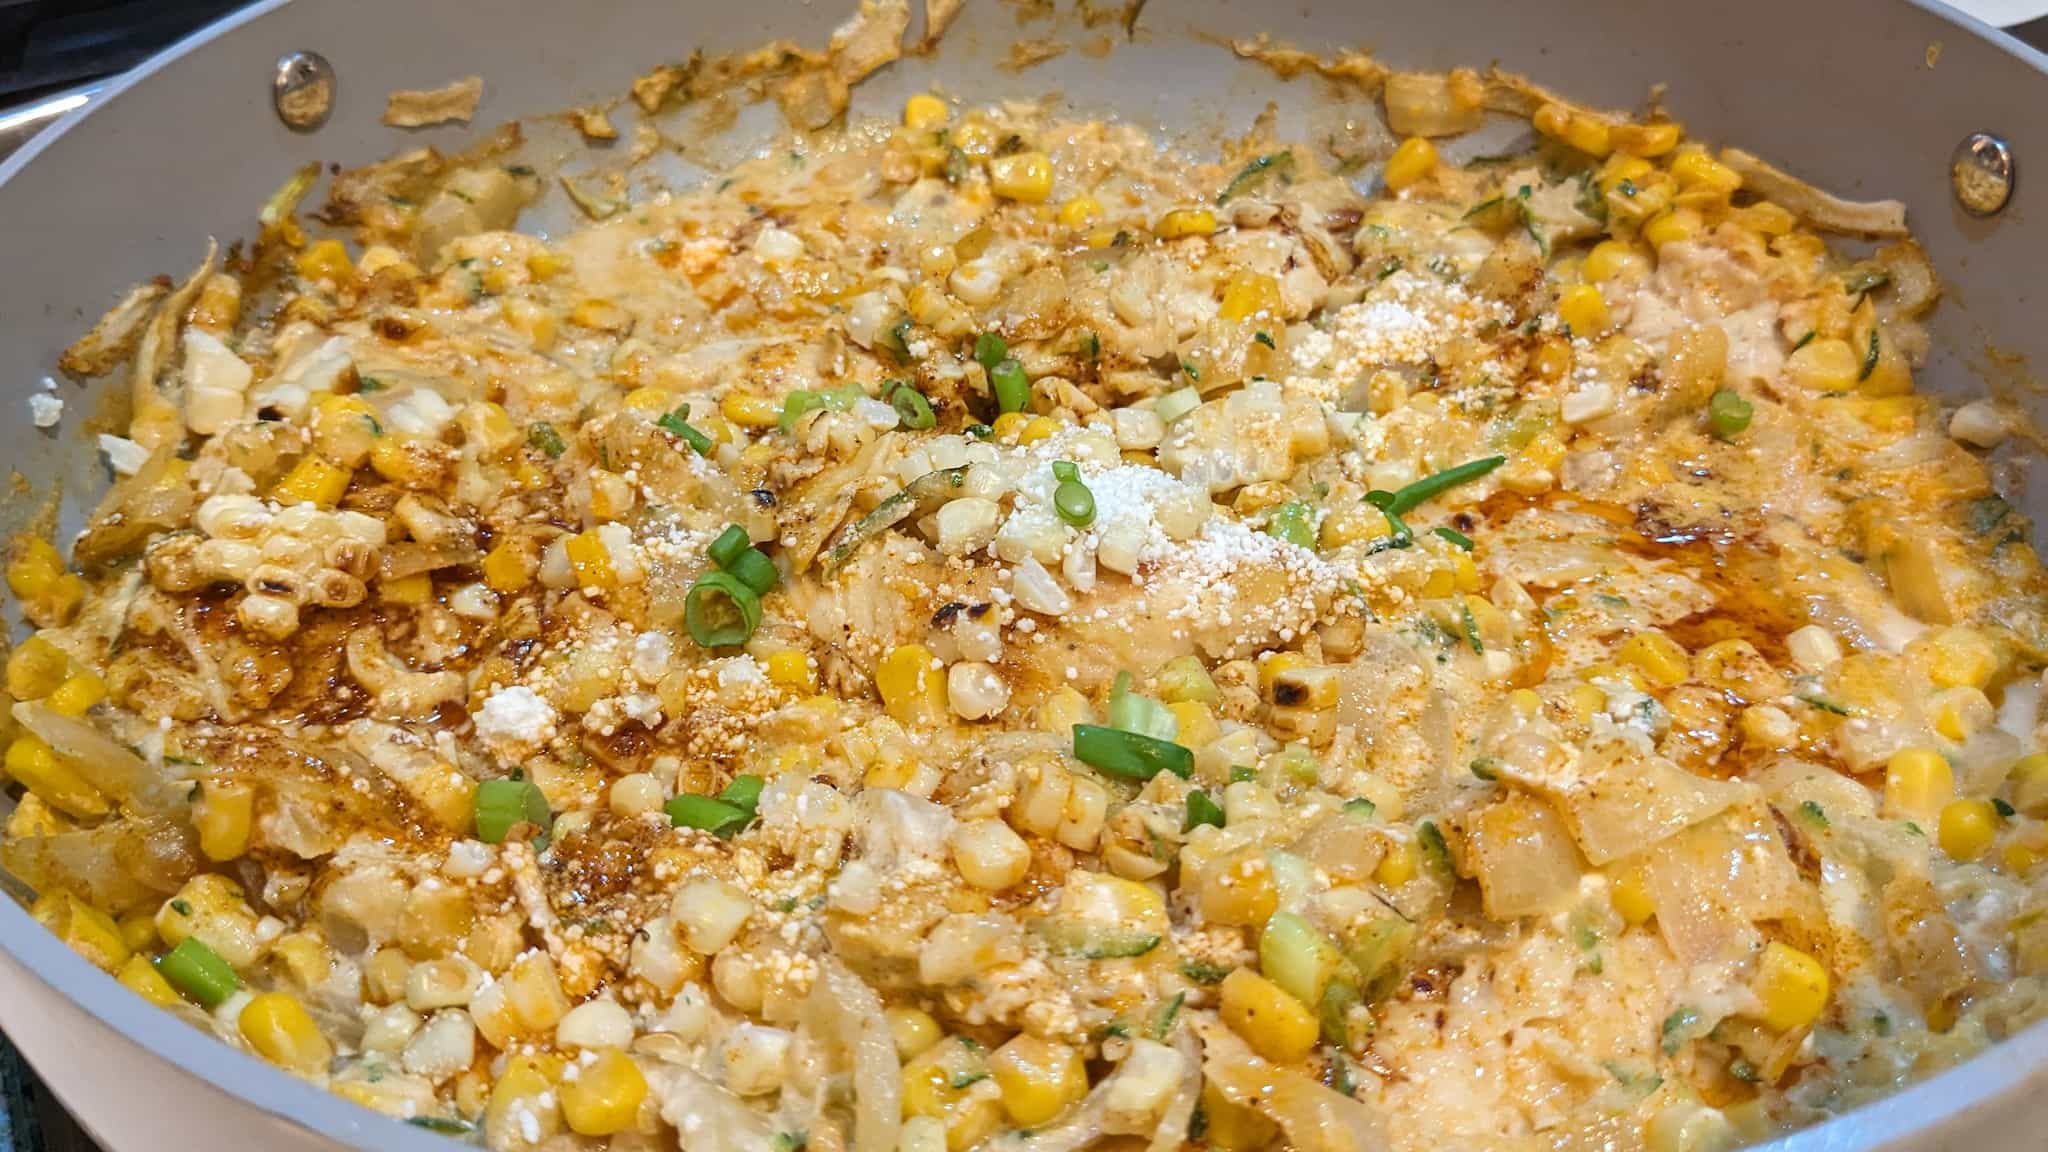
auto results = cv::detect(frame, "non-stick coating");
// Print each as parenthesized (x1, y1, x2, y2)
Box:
(1, 1, 2046, 1149)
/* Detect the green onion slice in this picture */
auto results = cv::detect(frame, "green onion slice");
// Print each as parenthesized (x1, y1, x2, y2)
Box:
(1432, 526, 1474, 550)
(1184, 790, 1226, 831)
(666, 794, 750, 836)
(888, 382, 936, 430)
(1379, 456, 1506, 517)
(1708, 388, 1753, 440)
(1265, 502, 1316, 550)
(726, 548, 780, 596)
(658, 405, 713, 454)
(527, 422, 566, 459)
(475, 778, 552, 845)
(974, 332, 1009, 371)
(1108, 671, 1177, 742)
(706, 525, 751, 569)
(991, 358, 1030, 414)
(1073, 723, 1193, 781)
(156, 938, 241, 1009)
(684, 570, 762, 647)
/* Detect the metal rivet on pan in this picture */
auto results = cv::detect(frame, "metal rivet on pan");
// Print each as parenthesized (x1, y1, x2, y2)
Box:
(1952, 132, 2014, 217)
(272, 51, 335, 132)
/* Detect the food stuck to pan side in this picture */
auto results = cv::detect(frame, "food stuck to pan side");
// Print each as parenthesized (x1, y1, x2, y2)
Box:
(6, 22, 2048, 1152)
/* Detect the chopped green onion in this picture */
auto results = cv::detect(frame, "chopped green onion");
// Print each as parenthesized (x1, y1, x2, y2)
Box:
(1859, 328, 1881, 381)
(1994, 797, 2017, 818)
(777, 383, 867, 434)
(1265, 502, 1316, 550)
(1791, 330, 1817, 352)
(719, 774, 766, 812)
(1799, 799, 1830, 828)
(357, 376, 386, 393)
(1708, 389, 1753, 440)
(726, 548, 780, 596)
(156, 938, 240, 1008)
(475, 778, 551, 845)
(1343, 797, 1377, 818)
(1180, 360, 1202, 382)
(1229, 765, 1258, 783)
(991, 358, 1030, 414)
(887, 382, 936, 430)
(974, 332, 1009, 371)
(1379, 456, 1506, 517)
(1079, 330, 1101, 361)
(707, 525, 751, 569)
(1108, 671, 1177, 741)
(527, 422, 566, 459)
(1432, 526, 1474, 550)
(1053, 464, 1096, 528)
(406, 1118, 476, 1134)
(878, 318, 914, 364)
(1052, 460, 1081, 483)
(1072, 723, 1194, 781)
(1184, 790, 1225, 831)
(685, 570, 762, 647)
(666, 794, 750, 836)
(658, 405, 713, 454)
(1216, 151, 1295, 204)
(1155, 386, 1202, 424)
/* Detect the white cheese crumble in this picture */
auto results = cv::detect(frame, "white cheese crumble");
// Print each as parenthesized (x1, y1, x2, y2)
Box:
(28, 392, 62, 428)
(474, 685, 558, 753)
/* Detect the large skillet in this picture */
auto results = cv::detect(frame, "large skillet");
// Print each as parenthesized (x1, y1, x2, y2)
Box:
(2, 0, 2047, 1148)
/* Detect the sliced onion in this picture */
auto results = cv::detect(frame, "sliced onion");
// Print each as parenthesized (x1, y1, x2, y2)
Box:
(1640, 805, 1803, 966)
(1196, 1017, 1386, 1152)
(1464, 792, 1584, 918)
(803, 957, 900, 1152)
(14, 702, 183, 816)
(1558, 740, 1747, 865)
(379, 541, 482, 581)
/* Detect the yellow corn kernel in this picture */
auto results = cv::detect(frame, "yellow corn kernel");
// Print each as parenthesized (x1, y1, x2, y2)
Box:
(1566, 683, 1609, 726)
(118, 910, 159, 953)
(379, 573, 433, 607)
(1374, 838, 1418, 887)
(1219, 968, 1319, 1064)
(7, 635, 72, 700)
(294, 239, 353, 284)
(878, 644, 948, 724)
(990, 152, 1054, 203)
(903, 1039, 1003, 1152)
(31, 891, 129, 972)
(1938, 798, 1998, 862)
(44, 670, 106, 717)
(5, 794, 62, 838)
(1618, 632, 1691, 689)
(1420, 566, 1456, 599)
(1561, 114, 1613, 157)
(1583, 239, 1651, 284)
(621, 387, 672, 415)
(195, 780, 255, 862)
(1155, 207, 1218, 239)
(989, 1035, 1087, 1127)
(1199, 1080, 1280, 1152)
(1057, 195, 1103, 229)
(1735, 200, 1797, 236)
(560, 1048, 648, 1137)
(1785, 337, 1859, 393)
(1199, 847, 1279, 927)
(486, 1056, 564, 1150)
(482, 539, 534, 594)
(1671, 150, 1743, 196)
(1038, 686, 1092, 733)
(886, 1005, 943, 1060)
(1557, 283, 1610, 336)
(1599, 153, 1655, 194)
(1925, 626, 1999, 689)
(1613, 120, 1682, 158)
(2003, 843, 2041, 876)
(904, 93, 950, 132)
(765, 649, 817, 692)
(1218, 273, 1282, 324)
(1611, 867, 1656, 925)
(1931, 686, 1994, 743)
(117, 953, 182, 1008)
(354, 244, 411, 278)
(1751, 941, 1830, 1033)
(1258, 652, 1311, 694)
(1885, 746, 1955, 821)
(1642, 207, 1704, 249)
(1451, 554, 1482, 595)
(1168, 700, 1220, 750)
(720, 392, 780, 429)
(1507, 689, 1542, 720)
(6, 537, 62, 599)
(6, 735, 107, 819)
(1383, 136, 1438, 191)
(991, 411, 1033, 442)
(271, 454, 350, 508)
(270, 931, 333, 989)
(240, 992, 334, 1074)
(1017, 416, 1060, 445)
(564, 531, 616, 591)
(586, 470, 636, 522)
(1318, 506, 1388, 550)
(2011, 752, 2048, 817)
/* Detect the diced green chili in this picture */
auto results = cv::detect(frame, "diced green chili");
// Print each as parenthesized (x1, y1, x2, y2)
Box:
(1184, 790, 1225, 831)
(156, 938, 241, 1009)
(475, 778, 551, 845)
(1265, 502, 1316, 550)
(1072, 724, 1194, 781)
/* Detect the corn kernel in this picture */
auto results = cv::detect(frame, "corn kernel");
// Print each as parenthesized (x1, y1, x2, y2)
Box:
(270, 932, 333, 989)
(1507, 689, 1542, 720)
(240, 992, 335, 1074)
(764, 649, 817, 692)
(1924, 626, 1999, 690)
(6, 635, 72, 700)
(32, 891, 129, 972)
(720, 392, 780, 429)
(1566, 684, 1608, 726)
(1057, 195, 1104, 229)
(379, 573, 433, 607)
(6, 537, 63, 600)
(1218, 273, 1282, 324)
(1038, 686, 1093, 733)
(294, 239, 353, 284)
(1611, 867, 1656, 925)
(1318, 505, 1388, 550)
(1257, 652, 1310, 694)
(1271, 664, 1339, 710)
(271, 454, 351, 508)
(904, 93, 950, 132)
(1618, 632, 1691, 688)
(1155, 208, 1218, 239)
(1671, 150, 1743, 196)
(1199, 847, 1279, 926)
(1384, 137, 1438, 191)
(1584, 240, 1651, 284)
(485, 1056, 563, 1149)
(1642, 207, 1704, 249)
(1938, 798, 1998, 862)
(878, 644, 948, 724)
(903, 1039, 1003, 1152)
(482, 539, 534, 593)
(1751, 941, 1829, 1033)
(2004, 843, 2042, 876)
(2011, 752, 2048, 817)
(117, 910, 158, 953)
(44, 670, 105, 717)
(560, 1048, 648, 1136)
(621, 387, 673, 414)
(1219, 968, 1319, 1064)
(1375, 838, 1418, 887)
(1884, 746, 1954, 821)
(1200, 1080, 1279, 1152)
(1930, 686, 1994, 743)
(1561, 114, 1613, 157)
(990, 412, 1032, 442)
(1736, 200, 1797, 236)
(989, 1035, 1087, 1126)
(564, 531, 616, 591)
(1557, 284, 1610, 337)
(1017, 416, 1059, 445)
(1168, 700, 1220, 750)
(118, 953, 182, 1007)
(6, 735, 107, 819)
(886, 1005, 943, 1060)
(1420, 567, 1456, 599)
(1613, 120, 1682, 158)
(195, 780, 255, 862)
(990, 153, 1054, 203)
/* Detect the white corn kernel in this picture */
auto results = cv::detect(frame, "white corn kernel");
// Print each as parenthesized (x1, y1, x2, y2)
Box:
(401, 1009, 476, 1079)
(719, 1024, 793, 1096)
(1949, 400, 2010, 449)
(936, 498, 1002, 556)
(1787, 625, 1843, 672)
(948, 662, 1011, 721)
(671, 878, 753, 955)
(951, 819, 1031, 890)
(556, 998, 635, 1050)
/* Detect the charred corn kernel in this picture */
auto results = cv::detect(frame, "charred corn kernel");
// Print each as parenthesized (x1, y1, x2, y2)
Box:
(1057, 195, 1103, 228)
(1618, 633, 1691, 688)
(564, 531, 616, 590)
(765, 649, 817, 692)
(878, 644, 948, 723)
(1584, 239, 1651, 284)
(271, 454, 350, 508)
(294, 239, 353, 283)
(1258, 652, 1310, 694)
(990, 152, 1054, 202)
(1200, 1080, 1280, 1152)
(1557, 284, 1610, 336)
(486, 1056, 563, 1149)
(6, 735, 107, 819)
(886, 1005, 943, 1060)
(904, 93, 950, 132)
(482, 539, 534, 593)
(118, 954, 181, 1008)
(1613, 120, 1682, 157)
(621, 387, 673, 414)
(1219, 968, 1318, 1064)
(379, 573, 433, 607)
(1374, 838, 1418, 887)
(6, 537, 62, 599)
(1168, 700, 1220, 750)
(1038, 685, 1092, 733)
(195, 780, 255, 862)
(989, 1035, 1087, 1126)
(1219, 273, 1282, 323)
(1612, 867, 1656, 925)
(1018, 416, 1059, 445)
(1508, 689, 1542, 720)
(1885, 746, 1954, 821)
(1155, 207, 1217, 238)
(7, 635, 72, 699)
(44, 670, 105, 717)
(991, 411, 1032, 442)
(1383, 137, 1438, 191)
(32, 892, 129, 972)
(2011, 752, 2048, 817)
(560, 1048, 648, 1136)
(1939, 798, 1998, 862)
(1642, 207, 1704, 249)
(1671, 149, 1743, 195)
(1926, 626, 1999, 689)
(720, 392, 780, 429)
(1751, 942, 1829, 1032)
(240, 992, 334, 1074)
(1931, 686, 1994, 742)
(1272, 664, 1339, 710)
